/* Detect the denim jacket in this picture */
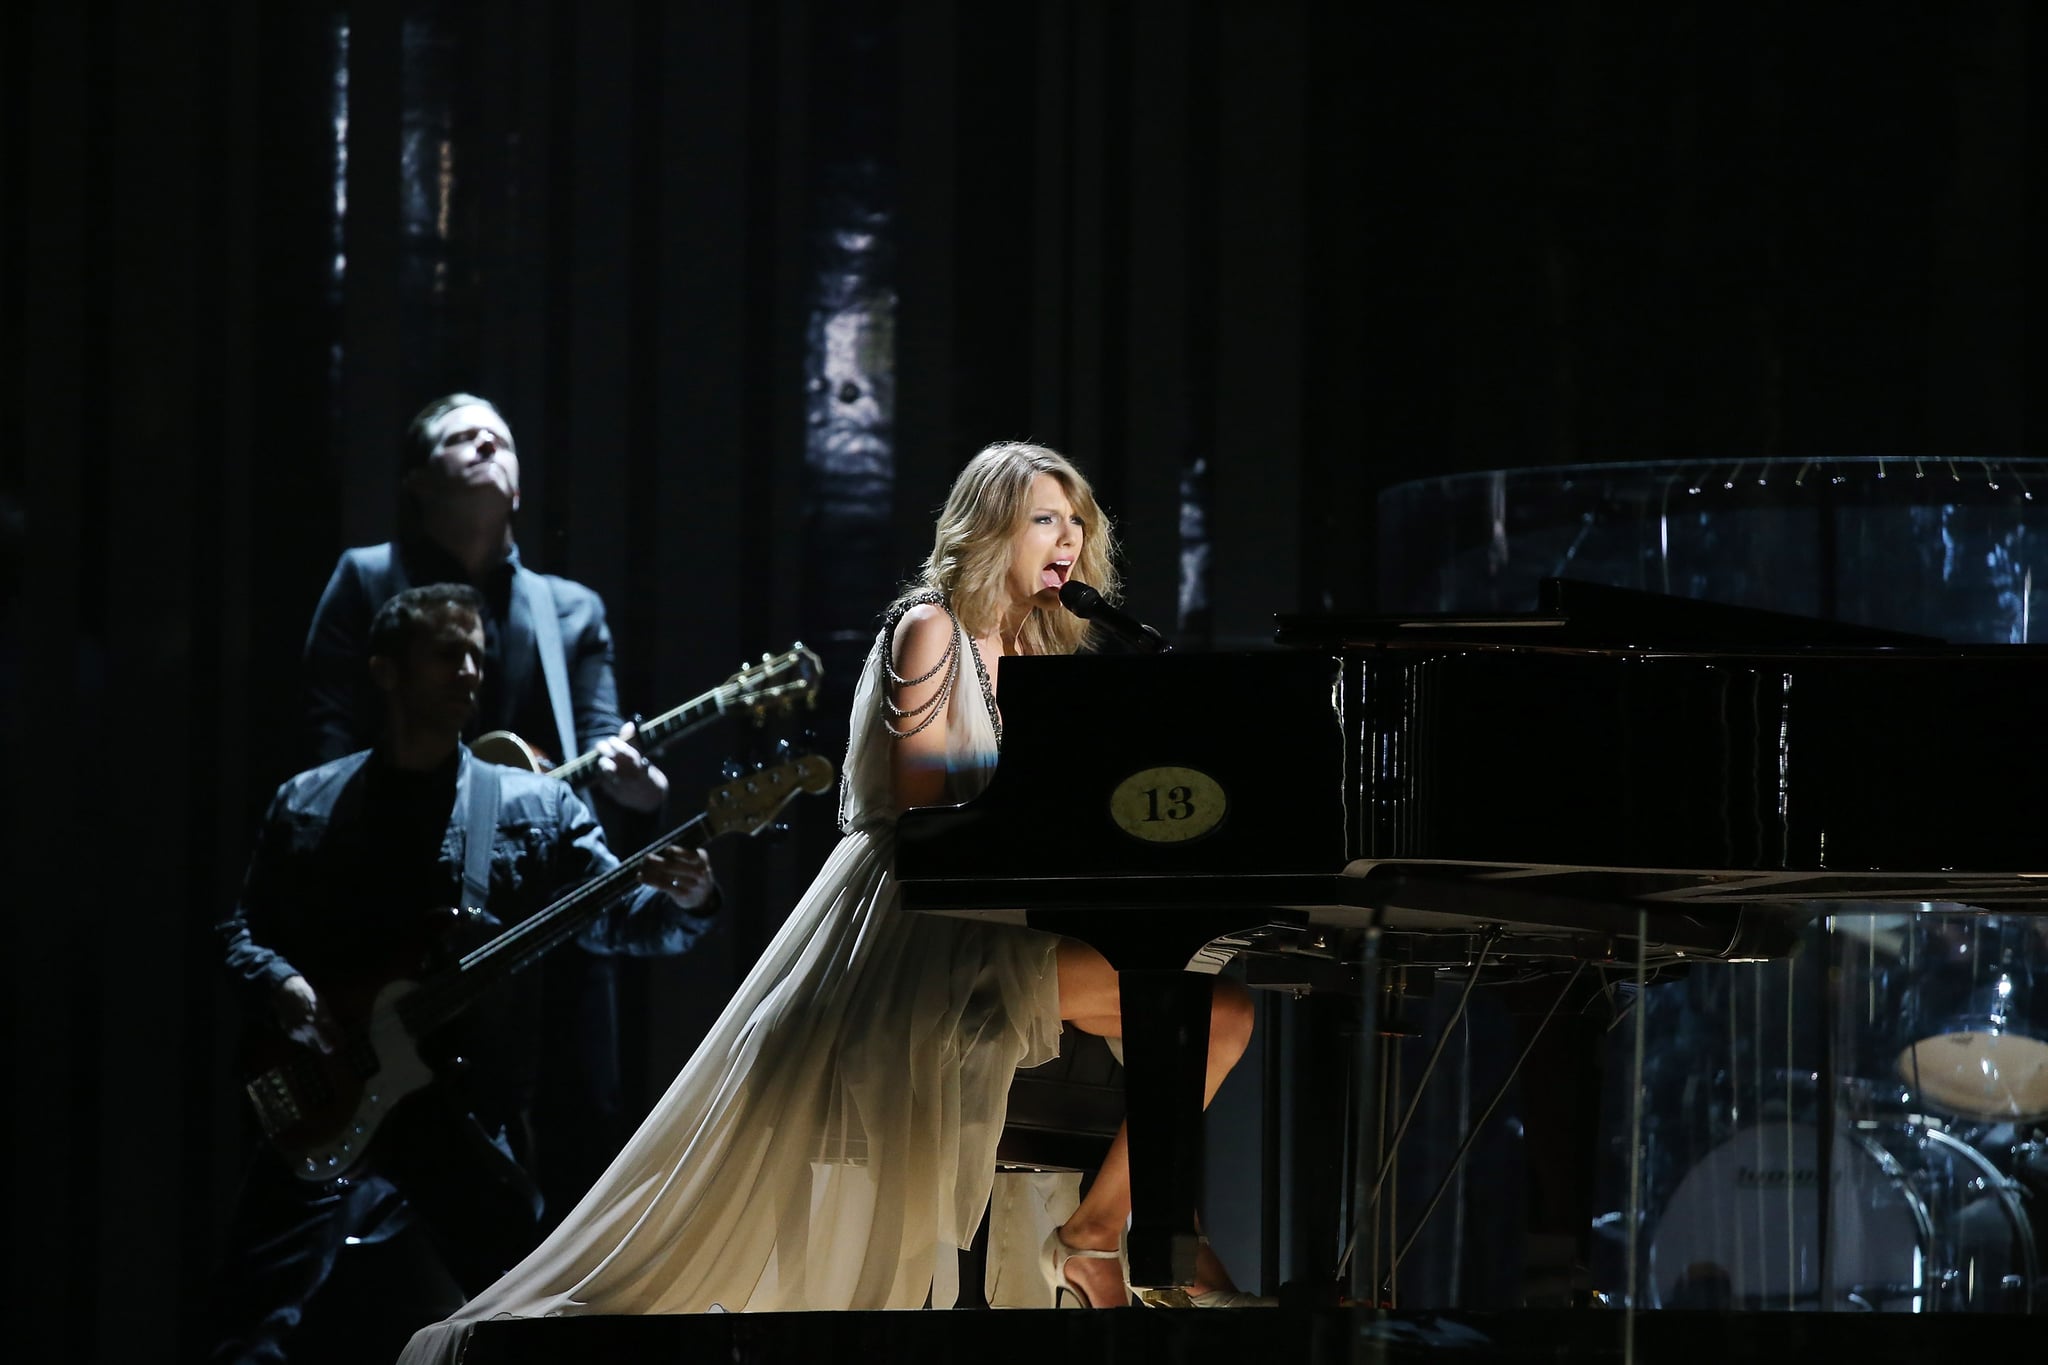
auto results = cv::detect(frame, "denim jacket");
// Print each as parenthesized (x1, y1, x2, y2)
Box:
(219, 746, 715, 1010)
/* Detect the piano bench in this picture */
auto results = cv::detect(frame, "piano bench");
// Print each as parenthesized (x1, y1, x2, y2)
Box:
(956, 1026, 1124, 1308)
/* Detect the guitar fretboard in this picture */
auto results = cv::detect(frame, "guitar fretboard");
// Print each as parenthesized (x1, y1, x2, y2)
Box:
(391, 753, 827, 1038)
(396, 813, 709, 1037)
(547, 692, 729, 789)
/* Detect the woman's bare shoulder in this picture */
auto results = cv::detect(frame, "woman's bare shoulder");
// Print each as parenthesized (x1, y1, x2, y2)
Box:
(890, 602, 955, 671)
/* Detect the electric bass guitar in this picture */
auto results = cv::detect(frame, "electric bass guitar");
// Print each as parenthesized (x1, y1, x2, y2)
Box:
(241, 753, 836, 1182)
(469, 643, 824, 780)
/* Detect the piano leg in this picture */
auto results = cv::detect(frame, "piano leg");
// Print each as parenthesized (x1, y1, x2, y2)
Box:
(1118, 966, 1215, 1291)
(1029, 909, 1276, 1293)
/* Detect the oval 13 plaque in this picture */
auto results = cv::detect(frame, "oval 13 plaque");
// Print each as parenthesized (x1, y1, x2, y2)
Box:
(1109, 766, 1228, 843)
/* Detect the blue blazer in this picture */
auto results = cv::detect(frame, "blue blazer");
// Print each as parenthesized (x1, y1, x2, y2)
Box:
(303, 540, 623, 768)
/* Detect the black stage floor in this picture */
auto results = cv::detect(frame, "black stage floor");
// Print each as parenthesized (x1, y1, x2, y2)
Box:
(460, 1307, 2045, 1364)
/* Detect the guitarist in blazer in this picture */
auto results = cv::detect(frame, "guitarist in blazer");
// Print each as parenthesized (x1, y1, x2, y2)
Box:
(303, 392, 667, 806)
(300, 394, 684, 1229)
(211, 584, 717, 1365)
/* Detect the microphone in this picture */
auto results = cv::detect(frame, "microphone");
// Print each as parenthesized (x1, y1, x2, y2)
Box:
(1058, 580, 1172, 653)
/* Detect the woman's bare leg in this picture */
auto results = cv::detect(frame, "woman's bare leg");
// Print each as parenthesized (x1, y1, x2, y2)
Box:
(1050, 937, 1255, 1305)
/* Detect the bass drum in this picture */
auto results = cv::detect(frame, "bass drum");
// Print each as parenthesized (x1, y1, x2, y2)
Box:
(1647, 1118, 2034, 1312)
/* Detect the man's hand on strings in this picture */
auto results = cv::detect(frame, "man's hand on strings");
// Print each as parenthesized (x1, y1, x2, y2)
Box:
(640, 844, 713, 909)
(595, 720, 669, 812)
(275, 974, 341, 1054)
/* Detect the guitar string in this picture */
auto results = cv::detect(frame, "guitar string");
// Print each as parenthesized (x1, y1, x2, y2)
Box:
(546, 695, 723, 784)
(517, 649, 813, 783)
(399, 763, 815, 1033)
(400, 816, 710, 1033)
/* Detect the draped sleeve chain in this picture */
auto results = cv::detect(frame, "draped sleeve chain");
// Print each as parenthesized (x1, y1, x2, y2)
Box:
(840, 593, 1004, 835)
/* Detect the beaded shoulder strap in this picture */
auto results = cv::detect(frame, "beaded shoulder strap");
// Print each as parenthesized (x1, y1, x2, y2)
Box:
(879, 592, 958, 739)
(878, 592, 1002, 747)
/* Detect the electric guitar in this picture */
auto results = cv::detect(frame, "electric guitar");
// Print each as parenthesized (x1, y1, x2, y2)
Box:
(469, 643, 824, 781)
(241, 753, 836, 1182)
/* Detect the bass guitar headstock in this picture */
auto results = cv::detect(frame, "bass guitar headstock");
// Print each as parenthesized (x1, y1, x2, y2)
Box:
(704, 753, 836, 839)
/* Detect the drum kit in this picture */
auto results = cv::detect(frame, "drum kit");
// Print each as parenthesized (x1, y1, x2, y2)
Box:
(1631, 913, 2048, 1314)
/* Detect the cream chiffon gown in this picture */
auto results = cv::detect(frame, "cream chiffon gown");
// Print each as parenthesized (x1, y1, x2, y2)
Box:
(399, 602, 1062, 1364)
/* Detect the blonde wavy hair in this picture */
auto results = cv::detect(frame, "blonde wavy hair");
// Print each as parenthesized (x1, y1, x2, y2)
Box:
(896, 441, 1120, 656)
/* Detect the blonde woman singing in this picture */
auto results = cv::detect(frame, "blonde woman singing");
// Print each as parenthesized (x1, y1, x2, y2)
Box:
(400, 443, 1253, 1362)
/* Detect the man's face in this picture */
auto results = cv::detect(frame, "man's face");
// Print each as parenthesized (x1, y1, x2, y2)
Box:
(381, 608, 485, 736)
(408, 403, 521, 513)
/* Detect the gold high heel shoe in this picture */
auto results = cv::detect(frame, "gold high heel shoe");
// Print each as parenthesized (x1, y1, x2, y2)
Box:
(1133, 1283, 1274, 1307)
(1186, 1288, 1276, 1307)
(1042, 1228, 1124, 1308)
(1133, 1234, 1276, 1307)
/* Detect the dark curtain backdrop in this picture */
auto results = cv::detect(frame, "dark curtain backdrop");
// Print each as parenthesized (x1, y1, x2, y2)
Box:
(1, 2, 2032, 1359)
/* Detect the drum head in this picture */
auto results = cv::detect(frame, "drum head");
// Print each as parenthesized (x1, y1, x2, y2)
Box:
(1648, 1121, 1927, 1311)
(1897, 1030, 2048, 1122)
(1884, 915, 2048, 1122)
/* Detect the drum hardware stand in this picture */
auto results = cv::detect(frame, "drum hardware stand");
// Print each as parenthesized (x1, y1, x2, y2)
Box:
(1989, 1143, 2040, 1313)
(1626, 914, 1645, 1365)
(1814, 913, 1839, 1310)
(1337, 927, 1499, 1299)
(1382, 1004, 1402, 1307)
(1383, 961, 1589, 1287)
(1347, 906, 1387, 1308)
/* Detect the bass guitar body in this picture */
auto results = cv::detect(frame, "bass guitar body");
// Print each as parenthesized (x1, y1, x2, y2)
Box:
(241, 974, 434, 1183)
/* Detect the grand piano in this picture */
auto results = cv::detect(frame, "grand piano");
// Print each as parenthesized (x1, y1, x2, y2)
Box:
(894, 578, 2048, 1298)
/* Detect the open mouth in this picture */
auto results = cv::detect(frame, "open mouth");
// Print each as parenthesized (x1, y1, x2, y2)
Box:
(1040, 558, 1073, 592)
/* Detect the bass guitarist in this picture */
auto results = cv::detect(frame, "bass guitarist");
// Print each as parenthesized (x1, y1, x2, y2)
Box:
(210, 584, 717, 1364)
